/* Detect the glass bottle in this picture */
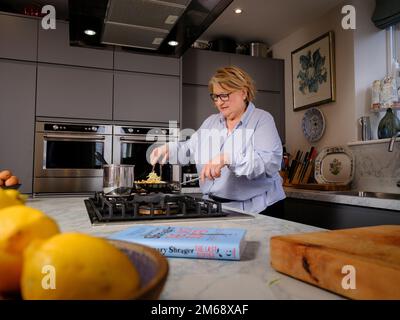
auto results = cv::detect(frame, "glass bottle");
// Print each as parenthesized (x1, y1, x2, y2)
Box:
(378, 108, 400, 139)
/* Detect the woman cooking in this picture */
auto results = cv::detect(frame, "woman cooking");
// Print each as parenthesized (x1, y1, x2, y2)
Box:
(150, 66, 285, 215)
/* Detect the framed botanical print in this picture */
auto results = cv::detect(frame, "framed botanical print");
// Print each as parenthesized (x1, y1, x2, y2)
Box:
(291, 31, 336, 111)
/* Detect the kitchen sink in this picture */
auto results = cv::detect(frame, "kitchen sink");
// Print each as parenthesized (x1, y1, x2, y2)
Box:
(270, 198, 400, 230)
(333, 191, 400, 200)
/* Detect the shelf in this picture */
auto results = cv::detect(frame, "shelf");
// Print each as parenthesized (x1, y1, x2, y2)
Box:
(347, 137, 400, 146)
(370, 105, 400, 113)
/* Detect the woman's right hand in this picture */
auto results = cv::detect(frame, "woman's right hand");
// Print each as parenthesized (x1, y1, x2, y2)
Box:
(150, 144, 169, 166)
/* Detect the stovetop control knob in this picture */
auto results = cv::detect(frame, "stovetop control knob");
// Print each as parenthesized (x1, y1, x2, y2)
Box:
(53, 125, 59, 130)
(92, 126, 97, 132)
(128, 128, 134, 133)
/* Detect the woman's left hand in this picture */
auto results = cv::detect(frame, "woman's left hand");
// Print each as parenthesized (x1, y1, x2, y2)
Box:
(200, 153, 230, 182)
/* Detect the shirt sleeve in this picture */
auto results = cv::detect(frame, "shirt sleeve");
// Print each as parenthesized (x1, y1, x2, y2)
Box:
(167, 136, 197, 165)
(167, 116, 211, 165)
(226, 113, 283, 179)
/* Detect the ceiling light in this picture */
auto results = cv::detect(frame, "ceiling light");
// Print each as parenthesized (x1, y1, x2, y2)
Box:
(234, 8, 242, 14)
(168, 40, 179, 47)
(165, 15, 178, 25)
(84, 29, 96, 36)
(152, 38, 164, 45)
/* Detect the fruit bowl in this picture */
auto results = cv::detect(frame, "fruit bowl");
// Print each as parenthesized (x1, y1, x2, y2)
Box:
(109, 240, 169, 300)
(0, 239, 169, 300)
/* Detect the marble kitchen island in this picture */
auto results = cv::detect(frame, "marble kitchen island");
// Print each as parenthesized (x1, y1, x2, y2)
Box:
(26, 196, 343, 300)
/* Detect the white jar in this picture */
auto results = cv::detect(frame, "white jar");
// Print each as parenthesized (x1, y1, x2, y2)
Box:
(371, 80, 381, 110)
(381, 76, 398, 108)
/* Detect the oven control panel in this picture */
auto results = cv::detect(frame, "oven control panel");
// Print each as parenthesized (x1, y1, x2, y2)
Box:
(43, 123, 109, 133)
(114, 126, 178, 139)
(120, 127, 169, 135)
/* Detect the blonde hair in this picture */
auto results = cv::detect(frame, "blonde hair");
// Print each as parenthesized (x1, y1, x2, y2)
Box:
(208, 66, 256, 103)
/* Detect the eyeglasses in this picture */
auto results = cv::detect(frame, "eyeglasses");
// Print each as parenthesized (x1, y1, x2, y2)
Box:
(209, 93, 231, 102)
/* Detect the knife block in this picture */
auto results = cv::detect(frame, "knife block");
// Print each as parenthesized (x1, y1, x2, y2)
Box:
(282, 163, 351, 191)
(282, 160, 314, 185)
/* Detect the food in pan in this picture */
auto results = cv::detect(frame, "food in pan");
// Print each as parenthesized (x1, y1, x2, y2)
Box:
(135, 171, 165, 184)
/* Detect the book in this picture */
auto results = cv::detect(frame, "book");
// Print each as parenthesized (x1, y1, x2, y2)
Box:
(108, 225, 247, 260)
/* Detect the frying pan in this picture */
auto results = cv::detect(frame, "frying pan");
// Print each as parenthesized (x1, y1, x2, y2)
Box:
(134, 181, 180, 193)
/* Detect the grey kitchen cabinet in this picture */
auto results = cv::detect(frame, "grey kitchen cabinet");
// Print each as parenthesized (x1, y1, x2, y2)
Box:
(230, 54, 283, 92)
(114, 49, 179, 76)
(182, 48, 284, 91)
(36, 64, 113, 120)
(0, 60, 36, 193)
(182, 85, 217, 130)
(38, 21, 113, 69)
(0, 13, 38, 61)
(114, 71, 179, 123)
(182, 49, 230, 85)
(255, 91, 285, 143)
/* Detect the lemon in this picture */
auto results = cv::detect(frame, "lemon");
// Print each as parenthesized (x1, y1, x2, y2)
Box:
(0, 205, 60, 293)
(0, 205, 60, 253)
(0, 189, 25, 210)
(21, 233, 141, 300)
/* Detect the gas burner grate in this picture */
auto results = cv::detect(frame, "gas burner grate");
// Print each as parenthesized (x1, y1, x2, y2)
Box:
(85, 192, 227, 224)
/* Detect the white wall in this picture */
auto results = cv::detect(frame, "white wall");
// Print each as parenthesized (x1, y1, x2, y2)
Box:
(272, 0, 387, 154)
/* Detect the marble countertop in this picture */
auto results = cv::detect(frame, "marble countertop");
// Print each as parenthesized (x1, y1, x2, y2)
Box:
(26, 196, 343, 300)
(284, 188, 400, 211)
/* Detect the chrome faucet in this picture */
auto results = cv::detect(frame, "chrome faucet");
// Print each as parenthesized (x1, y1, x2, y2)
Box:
(388, 131, 400, 152)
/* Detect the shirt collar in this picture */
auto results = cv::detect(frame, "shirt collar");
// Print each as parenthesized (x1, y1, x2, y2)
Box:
(218, 102, 255, 127)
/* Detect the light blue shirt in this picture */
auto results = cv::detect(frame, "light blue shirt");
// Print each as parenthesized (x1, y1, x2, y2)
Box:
(169, 102, 286, 214)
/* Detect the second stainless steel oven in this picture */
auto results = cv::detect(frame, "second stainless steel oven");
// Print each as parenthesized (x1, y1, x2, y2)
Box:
(113, 125, 180, 182)
(34, 121, 112, 193)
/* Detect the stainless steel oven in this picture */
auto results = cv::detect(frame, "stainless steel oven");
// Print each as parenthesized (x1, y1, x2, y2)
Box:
(113, 125, 180, 182)
(34, 121, 112, 193)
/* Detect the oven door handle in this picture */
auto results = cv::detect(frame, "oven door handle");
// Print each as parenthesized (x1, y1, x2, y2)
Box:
(43, 134, 107, 141)
(118, 136, 158, 142)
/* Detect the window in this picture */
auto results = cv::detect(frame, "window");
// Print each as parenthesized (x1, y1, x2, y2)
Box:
(387, 24, 400, 73)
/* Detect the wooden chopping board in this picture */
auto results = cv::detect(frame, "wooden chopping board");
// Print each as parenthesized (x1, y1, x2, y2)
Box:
(270, 225, 400, 299)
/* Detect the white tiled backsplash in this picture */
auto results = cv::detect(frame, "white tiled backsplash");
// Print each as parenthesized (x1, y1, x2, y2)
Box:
(348, 139, 400, 193)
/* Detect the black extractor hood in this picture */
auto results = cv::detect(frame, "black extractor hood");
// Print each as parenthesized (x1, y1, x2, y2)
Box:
(69, 0, 233, 57)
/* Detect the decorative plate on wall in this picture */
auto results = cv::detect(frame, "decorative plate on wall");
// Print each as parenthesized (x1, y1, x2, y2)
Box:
(314, 146, 355, 185)
(302, 107, 325, 142)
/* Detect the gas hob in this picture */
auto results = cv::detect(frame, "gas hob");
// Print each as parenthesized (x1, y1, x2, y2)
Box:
(84, 192, 253, 225)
